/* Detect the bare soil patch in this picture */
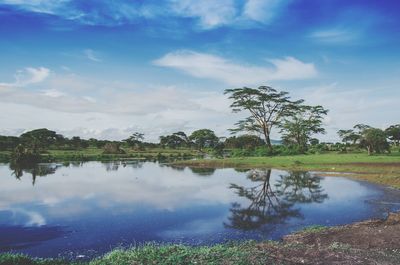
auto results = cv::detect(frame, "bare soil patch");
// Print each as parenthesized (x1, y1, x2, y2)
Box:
(257, 213, 400, 265)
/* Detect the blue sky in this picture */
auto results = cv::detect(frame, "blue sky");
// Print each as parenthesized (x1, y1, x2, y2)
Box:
(0, 0, 399, 141)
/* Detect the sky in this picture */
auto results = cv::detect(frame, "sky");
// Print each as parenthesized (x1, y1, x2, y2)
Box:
(0, 0, 399, 142)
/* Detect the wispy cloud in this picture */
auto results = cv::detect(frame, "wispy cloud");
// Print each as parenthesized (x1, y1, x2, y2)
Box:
(243, 0, 290, 24)
(84, 49, 102, 62)
(1, 0, 290, 29)
(170, 0, 237, 29)
(309, 7, 385, 45)
(0, 67, 50, 87)
(154, 50, 317, 85)
(310, 28, 360, 44)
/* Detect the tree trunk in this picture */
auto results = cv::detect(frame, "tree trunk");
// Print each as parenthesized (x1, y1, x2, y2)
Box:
(263, 126, 273, 152)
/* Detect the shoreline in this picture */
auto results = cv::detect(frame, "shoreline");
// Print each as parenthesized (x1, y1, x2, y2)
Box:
(1, 212, 400, 265)
(171, 154, 400, 188)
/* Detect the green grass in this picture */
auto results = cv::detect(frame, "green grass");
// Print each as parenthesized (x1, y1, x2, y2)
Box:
(173, 152, 400, 188)
(0, 242, 275, 265)
(297, 225, 328, 234)
(174, 152, 400, 169)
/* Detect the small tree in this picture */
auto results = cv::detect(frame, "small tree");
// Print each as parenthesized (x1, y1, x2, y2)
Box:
(224, 86, 303, 151)
(280, 105, 328, 152)
(123, 132, 145, 150)
(337, 129, 360, 144)
(20, 128, 63, 151)
(189, 129, 219, 151)
(338, 125, 390, 155)
(159, 131, 189, 149)
(360, 128, 390, 155)
(385, 125, 400, 146)
(103, 142, 126, 154)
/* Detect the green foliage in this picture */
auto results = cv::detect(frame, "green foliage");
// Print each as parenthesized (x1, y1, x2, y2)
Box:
(20, 128, 65, 151)
(123, 132, 145, 150)
(11, 144, 41, 164)
(102, 142, 126, 154)
(385, 124, 400, 146)
(338, 125, 390, 155)
(0, 135, 20, 151)
(159, 131, 189, 148)
(230, 145, 303, 157)
(280, 105, 328, 152)
(224, 134, 264, 149)
(189, 129, 219, 150)
(361, 127, 390, 154)
(224, 86, 303, 150)
(337, 129, 360, 144)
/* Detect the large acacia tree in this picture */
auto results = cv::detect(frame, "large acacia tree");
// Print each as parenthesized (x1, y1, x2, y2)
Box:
(224, 86, 303, 151)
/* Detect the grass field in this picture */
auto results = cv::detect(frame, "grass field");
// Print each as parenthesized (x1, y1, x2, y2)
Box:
(173, 152, 400, 188)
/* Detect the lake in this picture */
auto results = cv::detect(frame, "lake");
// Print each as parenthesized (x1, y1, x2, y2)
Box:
(1, 161, 400, 259)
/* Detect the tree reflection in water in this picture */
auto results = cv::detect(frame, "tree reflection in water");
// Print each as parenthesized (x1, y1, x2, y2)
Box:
(102, 160, 144, 171)
(10, 163, 61, 186)
(225, 169, 328, 230)
(189, 167, 216, 176)
(275, 171, 328, 204)
(9, 160, 144, 185)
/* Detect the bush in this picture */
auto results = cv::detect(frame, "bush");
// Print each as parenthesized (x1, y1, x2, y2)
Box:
(102, 143, 126, 154)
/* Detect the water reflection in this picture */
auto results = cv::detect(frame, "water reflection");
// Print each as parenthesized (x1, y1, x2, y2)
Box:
(189, 167, 216, 176)
(10, 163, 62, 186)
(226, 170, 329, 230)
(0, 162, 398, 259)
(275, 171, 328, 203)
(0, 226, 66, 252)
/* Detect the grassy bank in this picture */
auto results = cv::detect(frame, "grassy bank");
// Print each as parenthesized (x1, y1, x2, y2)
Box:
(173, 153, 400, 188)
(0, 242, 273, 265)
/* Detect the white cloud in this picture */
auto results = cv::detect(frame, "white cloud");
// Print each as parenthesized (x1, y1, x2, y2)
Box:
(84, 49, 102, 62)
(0, 70, 238, 141)
(170, 0, 237, 29)
(41, 89, 66, 98)
(0, 67, 50, 87)
(243, 0, 289, 23)
(293, 83, 400, 142)
(154, 50, 317, 85)
(1, 0, 289, 29)
(310, 28, 359, 44)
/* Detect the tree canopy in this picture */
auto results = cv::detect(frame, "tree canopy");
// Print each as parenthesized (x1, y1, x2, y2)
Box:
(280, 105, 328, 152)
(224, 86, 303, 151)
(189, 129, 219, 151)
(385, 124, 400, 146)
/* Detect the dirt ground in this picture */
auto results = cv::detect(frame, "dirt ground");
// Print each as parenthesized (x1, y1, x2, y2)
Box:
(257, 212, 400, 265)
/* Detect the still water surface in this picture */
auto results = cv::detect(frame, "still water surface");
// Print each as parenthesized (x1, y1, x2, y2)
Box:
(1, 161, 400, 259)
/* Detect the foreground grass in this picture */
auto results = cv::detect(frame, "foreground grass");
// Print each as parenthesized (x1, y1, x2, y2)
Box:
(174, 152, 400, 188)
(0, 242, 274, 265)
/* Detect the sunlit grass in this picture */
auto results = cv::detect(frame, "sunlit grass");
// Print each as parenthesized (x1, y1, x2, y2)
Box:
(0, 242, 273, 265)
